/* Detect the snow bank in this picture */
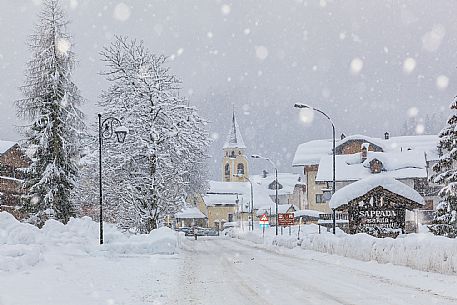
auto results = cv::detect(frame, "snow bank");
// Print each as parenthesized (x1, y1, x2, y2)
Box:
(106, 227, 177, 255)
(228, 224, 457, 274)
(0, 212, 43, 271)
(300, 231, 457, 274)
(0, 212, 178, 272)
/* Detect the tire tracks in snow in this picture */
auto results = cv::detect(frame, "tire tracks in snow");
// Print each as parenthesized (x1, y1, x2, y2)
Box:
(228, 237, 457, 305)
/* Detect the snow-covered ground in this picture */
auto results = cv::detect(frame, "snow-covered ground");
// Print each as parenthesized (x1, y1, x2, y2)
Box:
(3, 211, 457, 305)
(0, 212, 180, 305)
(228, 224, 457, 274)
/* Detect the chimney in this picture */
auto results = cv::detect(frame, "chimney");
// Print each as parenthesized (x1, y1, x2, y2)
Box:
(340, 133, 346, 140)
(384, 132, 390, 140)
(369, 159, 383, 174)
(361, 143, 369, 162)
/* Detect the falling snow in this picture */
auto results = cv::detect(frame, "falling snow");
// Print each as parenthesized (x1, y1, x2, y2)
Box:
(350, 57, 363, 75)
(403, 57, 416, 74)
(113, 2, 131, 22)
(407, 106, 419, 118)
(255, 45, 268, 60)
(437, 75, 450, 90)
(221, 4, 231, 15)
(422, 24, 446, 52)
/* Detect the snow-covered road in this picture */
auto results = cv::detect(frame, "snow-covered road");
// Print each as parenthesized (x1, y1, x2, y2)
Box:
(170, 236, 457, 305)
(3, 231, 457, 305)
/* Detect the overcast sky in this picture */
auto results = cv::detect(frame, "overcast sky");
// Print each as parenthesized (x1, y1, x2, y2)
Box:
(1, 0, 456, 178)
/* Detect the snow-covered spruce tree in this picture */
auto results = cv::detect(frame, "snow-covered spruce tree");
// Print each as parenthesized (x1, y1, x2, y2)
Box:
(16, 0, 85, 226)
(430, 97, 457, 238)
(71, 140, 102, 221)
(100, 36, 210, 232)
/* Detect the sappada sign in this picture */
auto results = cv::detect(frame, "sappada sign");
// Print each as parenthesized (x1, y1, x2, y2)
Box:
(354, 207, 405, 229)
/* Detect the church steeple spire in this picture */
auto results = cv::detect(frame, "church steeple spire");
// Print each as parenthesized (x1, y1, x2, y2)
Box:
(223, 108, 246, 149)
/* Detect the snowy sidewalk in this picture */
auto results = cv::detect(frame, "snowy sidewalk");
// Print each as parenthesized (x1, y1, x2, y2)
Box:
(0, 212, 181, 305)
(0, 252, 179, 305)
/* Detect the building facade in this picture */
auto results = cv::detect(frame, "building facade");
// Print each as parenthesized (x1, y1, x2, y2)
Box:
(293, 133, 440, 213)
(0, 141, 30, 219)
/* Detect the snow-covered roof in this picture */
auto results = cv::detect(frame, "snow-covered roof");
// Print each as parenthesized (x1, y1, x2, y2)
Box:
(207, 181, 250, 194)
(223, 111, 246, 149)
(294, 209, 321, 218)
(316, 150, 427, 182)
(292, 139, 332, 166)
(256, 204, 297, 216)
(250, 173, 303, 196)
(174, 207, 207, 219)
(204, 180, 275, 210)
(336, 134, 385, 151)
(203, 193, 239, 206)
(292, 134, 439, 167)
(278, 204, 298, 214)
(329, 176, 425, 209)
(0, 141, 17, 154)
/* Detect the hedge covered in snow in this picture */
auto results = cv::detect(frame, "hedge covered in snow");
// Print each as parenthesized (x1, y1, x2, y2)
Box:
(227, 225, 457, 274)
(0, 212, 178, 272)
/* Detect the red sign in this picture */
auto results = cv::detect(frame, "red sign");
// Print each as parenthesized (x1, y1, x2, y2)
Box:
(259, 214, 269, 224)
(278, 213, 294, 226)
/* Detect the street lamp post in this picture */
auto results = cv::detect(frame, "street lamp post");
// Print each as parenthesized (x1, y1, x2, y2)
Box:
(98, 113, 128, 245)
(294, 103, 336, 234)
(244, 177, 255, 231)
(233, 174, 254, 231)
(251, 154, 279, 236)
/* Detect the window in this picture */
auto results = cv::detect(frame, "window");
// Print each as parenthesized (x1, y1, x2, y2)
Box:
(224, 163, 230, 176)
(316, 194, 324, 203)
(228, 213, 233, 222)
(237, 163, 244, 175)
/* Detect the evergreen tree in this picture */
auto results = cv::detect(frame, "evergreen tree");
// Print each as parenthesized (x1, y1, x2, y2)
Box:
(100, 36, 210, 232)
(430, 98, 457, 237)
(16, 0, 85, 226)
(72, 142, 101, 221)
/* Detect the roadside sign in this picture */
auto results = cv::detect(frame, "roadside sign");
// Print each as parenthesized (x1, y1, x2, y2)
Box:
(278, 213, 294, 226)
(259, 213, 269, 229)
(259, 214, 269, 224)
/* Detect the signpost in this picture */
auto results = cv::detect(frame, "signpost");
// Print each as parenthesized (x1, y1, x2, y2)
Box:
(298, 217, 302, 240)
(278, 213, 294, 226)
(259, 214, 269, 238)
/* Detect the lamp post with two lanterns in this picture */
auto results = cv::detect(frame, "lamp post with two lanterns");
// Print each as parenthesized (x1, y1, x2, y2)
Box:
(98, 113, 128, 245)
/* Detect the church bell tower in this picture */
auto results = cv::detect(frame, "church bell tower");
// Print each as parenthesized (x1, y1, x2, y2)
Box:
(222, 110, 249, 182)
